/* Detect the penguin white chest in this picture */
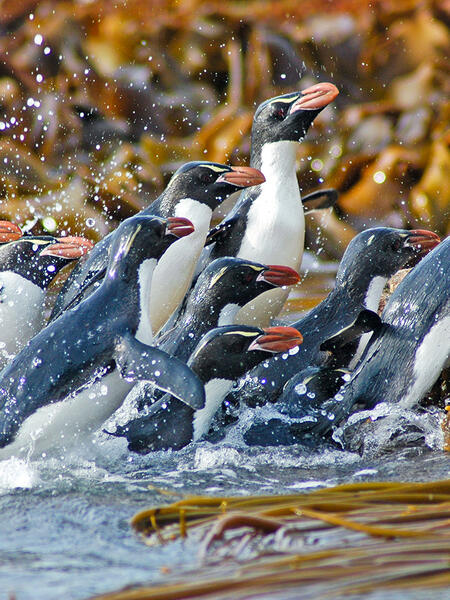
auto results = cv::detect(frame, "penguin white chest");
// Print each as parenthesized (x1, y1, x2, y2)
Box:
(0, 272, 45, 367)
(149, 199, 212, 333)
(0, 371, 132, 460)
(237, 141, 305, 268)
(235, 141, 304, 326)
(402, 314, 450, 408)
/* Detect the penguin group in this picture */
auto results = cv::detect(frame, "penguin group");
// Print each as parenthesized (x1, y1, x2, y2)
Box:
(0, 79, 447, 460)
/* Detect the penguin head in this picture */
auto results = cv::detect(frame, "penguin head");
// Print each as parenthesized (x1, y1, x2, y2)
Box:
(0, 234, 93, 288)
(163, 161, 265, 210)
(194, 257, 300, 309)
(337, 227, 441, 289)
(190, 325, 303, 382)
(107, 214, 194, 279)
(251, 83, 339, 152)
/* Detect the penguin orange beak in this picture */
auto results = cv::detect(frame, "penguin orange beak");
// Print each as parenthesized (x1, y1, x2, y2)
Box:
(290, 82, 339, 112)
(257, 265, 301, 287)
(40, 236, 94, 259)
(218, 166, 266, 188)
(404, 229, 440, 254)
(249, 326, 303, 353)
(167, 216, 195, 238)
(0, 221, 22, 243)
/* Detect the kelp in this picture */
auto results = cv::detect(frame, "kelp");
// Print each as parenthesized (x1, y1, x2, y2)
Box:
(90, 480, 450, 599)
(0, 0, 448, 247)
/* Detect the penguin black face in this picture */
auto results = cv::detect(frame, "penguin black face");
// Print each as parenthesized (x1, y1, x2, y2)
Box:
(339, 227, 441, 283)
(107, 214, 194, 278)
(199, 257, 300, 305)
(252, 83, 339, 149)
(165, 161, 266, 209)
(0, 235, 93, 288)
(190, 325, 303, 382)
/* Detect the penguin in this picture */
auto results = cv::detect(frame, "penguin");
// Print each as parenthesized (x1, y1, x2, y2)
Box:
(51, 161, 265, 334)
(225, 227, 441, 409)
(0, 215, 205, 459)
(204, 82, 339, 326)
(0, 230, 93, 368)
(303, 235, 450, 438)
(157, 257, 300, 363)
(131, 258, 299, 412)
(108, 325, 303, 453)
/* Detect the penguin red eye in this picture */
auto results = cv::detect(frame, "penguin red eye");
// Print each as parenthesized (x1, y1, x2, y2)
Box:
(200, 172, 213, 184)
(392, 239, 402, 251)
(270, 105, 285, 120)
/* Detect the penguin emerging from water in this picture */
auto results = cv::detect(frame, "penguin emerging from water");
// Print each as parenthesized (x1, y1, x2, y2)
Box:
(51, 161, 265, 333)
(108, 325, 303, 453)
(225, 227, 441, 410)
(304, 235, 450, 438)
(0, 225, 93, 368)
(132, 258, 300, 411)
(0, 215, 205, 459)
(203, 82, 339, 326)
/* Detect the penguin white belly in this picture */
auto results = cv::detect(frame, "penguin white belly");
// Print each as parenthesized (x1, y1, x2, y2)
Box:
(193, 378, 232, 441)
(0, 371, 132, 460)
(149, 199, 211, 334)
(0, 272, 45, 369)
(401, 314, 450, 408)
(235, 148, 304, 326)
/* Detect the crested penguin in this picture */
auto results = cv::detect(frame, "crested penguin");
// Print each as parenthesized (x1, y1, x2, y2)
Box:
(132, 258, 299, 411)
(204, 82, 339, 326)
(51, 161, 265, 334)
(0, 228, 93, 368)
(108, 325, 303, 453)
(157, 257, 300, 363)
(0, 215, 205, 459)
(304, 235, 450, 438)
(225, 227, 441, 409)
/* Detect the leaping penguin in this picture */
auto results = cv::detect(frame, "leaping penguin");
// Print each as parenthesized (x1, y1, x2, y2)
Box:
(109, 324, 303, 453)
(51, 161, 265, 333)
(225, 227, 441, 409)
(0, 225, 93, 368)
(0, 215, 205, 459)
(204, 82, 339, 326)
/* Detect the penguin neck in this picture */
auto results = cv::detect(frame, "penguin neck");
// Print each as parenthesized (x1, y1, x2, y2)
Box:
(135, 258, 157, 345)
(335, 266, 387, 312)
(105, 256, 156, 344)
(251, 140, 298, 184)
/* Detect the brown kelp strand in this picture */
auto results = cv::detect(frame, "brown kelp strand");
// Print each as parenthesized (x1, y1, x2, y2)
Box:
(87, 480, 450, 599)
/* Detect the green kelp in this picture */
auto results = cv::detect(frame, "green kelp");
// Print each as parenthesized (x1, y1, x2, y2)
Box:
(0, 1, 448, 249)
(90, 480, 450, 599)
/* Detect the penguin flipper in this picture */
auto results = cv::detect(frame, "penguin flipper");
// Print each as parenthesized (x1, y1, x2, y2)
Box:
(320, 309, 382, 354)
(302, 189, 338, 214)
(115, 333, 205, 409)
(205, 215, 239, 246)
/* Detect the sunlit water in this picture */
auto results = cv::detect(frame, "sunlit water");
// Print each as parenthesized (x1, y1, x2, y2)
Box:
(0, 254, 448, 600)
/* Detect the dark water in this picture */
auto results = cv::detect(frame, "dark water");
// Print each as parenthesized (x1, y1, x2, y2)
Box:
(0, 256, 448, 600)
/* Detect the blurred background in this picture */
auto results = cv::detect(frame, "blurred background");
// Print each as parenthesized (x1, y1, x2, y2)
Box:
(0, 0, 448, 258)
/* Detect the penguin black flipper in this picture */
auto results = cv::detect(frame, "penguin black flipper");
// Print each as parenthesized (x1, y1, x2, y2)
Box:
(205, 214, 240, 246)
(320, 309, 382, 354)
(302, 189, 338, 214)
(115, 332, 205, 409)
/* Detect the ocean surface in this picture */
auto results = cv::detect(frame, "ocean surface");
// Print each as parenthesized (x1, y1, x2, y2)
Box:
(0, 254, 448, 600)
